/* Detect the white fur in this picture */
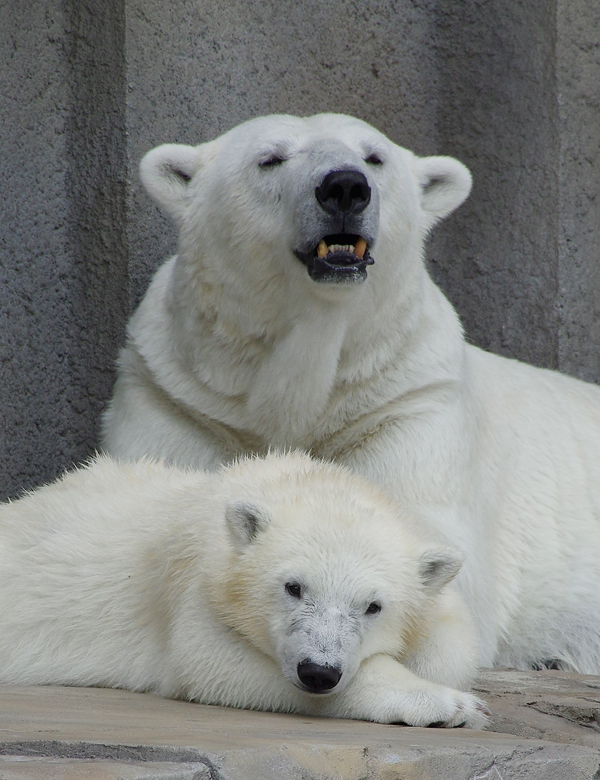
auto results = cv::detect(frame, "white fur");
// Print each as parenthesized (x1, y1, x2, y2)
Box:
(0, 453, 487, 728)
(102, 113, 600, 672)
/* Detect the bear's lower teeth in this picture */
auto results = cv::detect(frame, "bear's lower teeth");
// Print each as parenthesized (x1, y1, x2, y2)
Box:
(316, 239, 367, 259)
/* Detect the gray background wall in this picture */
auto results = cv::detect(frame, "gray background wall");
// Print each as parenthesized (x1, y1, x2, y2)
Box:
(1, 0, 599, 500)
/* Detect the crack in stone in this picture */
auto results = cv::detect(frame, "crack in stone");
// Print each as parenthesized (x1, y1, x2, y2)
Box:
(0, 740, 224, 778)
(356, 744, 380, 780)
(526, 702, 600, 732)
(469, 767, 506, 780)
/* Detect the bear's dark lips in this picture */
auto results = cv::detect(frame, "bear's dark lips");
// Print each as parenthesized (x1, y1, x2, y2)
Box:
(294, 681, 337, 695)
(294, 233, 374, 284)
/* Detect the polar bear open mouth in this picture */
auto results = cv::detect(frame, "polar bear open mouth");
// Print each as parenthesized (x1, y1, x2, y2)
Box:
(294, 234, 374, 283)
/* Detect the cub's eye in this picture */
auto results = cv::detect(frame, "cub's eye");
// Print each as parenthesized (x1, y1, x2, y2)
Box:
(365, 153, 383, 165)
(365, 602, 381, 615)
(259, 155, 286, 168)
(285, 582, 302, 598)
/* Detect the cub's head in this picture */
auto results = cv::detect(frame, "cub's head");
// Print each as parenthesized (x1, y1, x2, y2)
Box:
(210, 453, 462, 696)
(139, 114, 471, 298)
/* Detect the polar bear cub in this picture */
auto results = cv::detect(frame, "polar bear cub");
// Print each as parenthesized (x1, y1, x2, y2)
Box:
(0, 453, 487, 728)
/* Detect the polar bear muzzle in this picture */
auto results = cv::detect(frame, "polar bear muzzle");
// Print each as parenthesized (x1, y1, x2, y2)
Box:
(294, 167, 375, 283)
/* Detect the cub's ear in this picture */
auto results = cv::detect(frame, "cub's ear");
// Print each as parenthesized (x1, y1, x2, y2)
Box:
(418, 547, 463, 594)
(225, 501, 271, 548)
(139, 143, 203, 223)
(415, 156, 472, 230)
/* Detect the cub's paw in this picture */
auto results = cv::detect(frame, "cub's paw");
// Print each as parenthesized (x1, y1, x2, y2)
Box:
(437, 692, 490, 729)
(391, 689, 490, 729)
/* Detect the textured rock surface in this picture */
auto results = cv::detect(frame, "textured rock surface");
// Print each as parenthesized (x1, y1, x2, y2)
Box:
(1, 672, 599, 779)
(557, 0, 600, 383)
(0, 0, 128, 500)
(475, 669, 600, 750)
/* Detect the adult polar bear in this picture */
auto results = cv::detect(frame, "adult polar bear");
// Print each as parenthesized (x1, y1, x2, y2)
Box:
(102, 113, 600, 672)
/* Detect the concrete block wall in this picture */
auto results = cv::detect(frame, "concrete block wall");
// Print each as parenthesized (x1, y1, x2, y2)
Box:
(0, 1, 128, 501)
(1, 0, 599, 500)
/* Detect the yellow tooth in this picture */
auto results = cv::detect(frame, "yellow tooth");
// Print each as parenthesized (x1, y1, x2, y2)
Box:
(355, 238, 367, 259)
(317, 240, 328, 258)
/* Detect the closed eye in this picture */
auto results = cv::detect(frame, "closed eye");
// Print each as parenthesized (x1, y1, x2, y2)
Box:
(365, 153, 384, 165)
(259, 154, 286, 168)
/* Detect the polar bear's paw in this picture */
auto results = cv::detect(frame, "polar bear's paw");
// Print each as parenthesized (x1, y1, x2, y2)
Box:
(388, 688, 490, 729)
(329, 657, 489, 729)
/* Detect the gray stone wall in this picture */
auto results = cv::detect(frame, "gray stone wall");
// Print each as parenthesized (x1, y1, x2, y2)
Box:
(1, 0, 599, 500)
(0, 0, 129, 500)
(557, 0, 600, 383)
(430, 0, 560, 369)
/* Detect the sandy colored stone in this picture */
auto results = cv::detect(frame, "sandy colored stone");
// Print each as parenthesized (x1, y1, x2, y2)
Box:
(0, 756, 210, 780)
(475, 668, 600, 749)
(1, 679, 600, 779)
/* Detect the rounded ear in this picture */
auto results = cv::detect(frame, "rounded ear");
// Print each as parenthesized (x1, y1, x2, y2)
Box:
(415, 156, 472, 231)
(225, 501, 271, 548)
(139, 143, 202, 223)
(418, 547, 463, 594)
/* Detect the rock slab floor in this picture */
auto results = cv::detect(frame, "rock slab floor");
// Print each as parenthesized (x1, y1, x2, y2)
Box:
(0, 670, 598, 779)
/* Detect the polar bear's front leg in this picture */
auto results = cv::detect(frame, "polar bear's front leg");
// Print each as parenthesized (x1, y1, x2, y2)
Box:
(318, 654, 489, 728)
(402, 588, 480, 691)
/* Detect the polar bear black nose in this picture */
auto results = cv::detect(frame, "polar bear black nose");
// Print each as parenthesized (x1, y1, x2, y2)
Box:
(316, 169, 371, 216)
(297, 661, 342, 693)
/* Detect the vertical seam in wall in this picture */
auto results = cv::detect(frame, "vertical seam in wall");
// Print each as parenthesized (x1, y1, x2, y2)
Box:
(65, 0, 129, 461)
(552, 0, 560, 375)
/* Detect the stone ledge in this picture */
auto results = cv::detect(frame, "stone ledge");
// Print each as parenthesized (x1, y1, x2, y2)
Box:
(0, 672, 599, 779)
(475, 668, 600, 750)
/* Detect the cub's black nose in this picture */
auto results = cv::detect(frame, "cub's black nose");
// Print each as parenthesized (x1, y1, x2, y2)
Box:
(297, 661, 342, 693)
(316, 169, 371, 216)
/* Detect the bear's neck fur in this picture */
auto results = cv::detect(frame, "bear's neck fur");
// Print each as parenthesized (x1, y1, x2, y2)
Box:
(127, 247, 465, 451)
